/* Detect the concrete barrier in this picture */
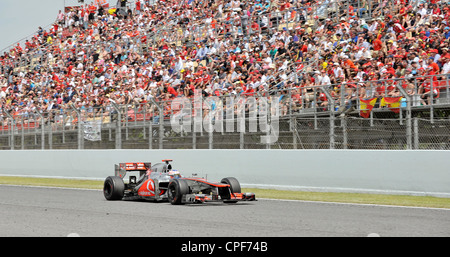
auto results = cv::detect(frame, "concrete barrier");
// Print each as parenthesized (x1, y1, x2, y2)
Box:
(0, 150, 449, 197)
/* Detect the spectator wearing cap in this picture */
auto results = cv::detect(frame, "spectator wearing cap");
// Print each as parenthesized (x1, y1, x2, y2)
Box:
(441, 54, 450, 76)
(444, 27, 450, 39)
(342, 55, 357, 78)
(429, 49, 441, 63)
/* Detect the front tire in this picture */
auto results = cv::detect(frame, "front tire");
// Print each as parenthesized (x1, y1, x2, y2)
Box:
(221, 177, 241, 203)
(104, 176, 125, 200)
(168, 179, 189, 205)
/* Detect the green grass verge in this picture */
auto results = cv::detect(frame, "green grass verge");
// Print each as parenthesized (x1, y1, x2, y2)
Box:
(1, 176, 449, 209)
(0, 176, 102, 190)
(249, 188, 450, 209)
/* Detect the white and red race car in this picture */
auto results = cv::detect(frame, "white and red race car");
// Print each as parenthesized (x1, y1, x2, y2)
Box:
(103, 160, 256, 204)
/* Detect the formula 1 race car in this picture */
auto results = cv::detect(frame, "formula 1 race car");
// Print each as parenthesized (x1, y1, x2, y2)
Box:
(103, 160, 256, 204)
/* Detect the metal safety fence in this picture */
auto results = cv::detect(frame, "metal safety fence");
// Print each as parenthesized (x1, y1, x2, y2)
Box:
(1, 114, 449, 150)
(1, 81, 450, 150)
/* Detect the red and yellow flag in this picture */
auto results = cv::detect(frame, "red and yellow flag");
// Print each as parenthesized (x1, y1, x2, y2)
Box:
(381, 97, 403, 114)
(359, 98, 378, 118)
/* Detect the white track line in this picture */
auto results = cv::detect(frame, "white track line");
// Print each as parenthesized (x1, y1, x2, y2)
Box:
(1, 184, 448, 211)
(259, 197, 450, 211)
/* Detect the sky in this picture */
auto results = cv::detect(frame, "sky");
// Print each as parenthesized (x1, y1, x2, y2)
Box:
(0, 0, 118, 52)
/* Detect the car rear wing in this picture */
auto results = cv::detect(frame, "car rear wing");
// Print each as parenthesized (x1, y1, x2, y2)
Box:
(115, 162, 151, 178)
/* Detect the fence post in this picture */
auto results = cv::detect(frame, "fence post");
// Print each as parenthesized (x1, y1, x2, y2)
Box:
(150, 98, 164, 149)
(110, 103, 122, 150)
(48, 118, 53, 150)
(19, 116, 24, 150)
(320, 86, 335, 149)
(3, 109, 15, 150)
(341, 116, 348, 149)
(429, 76, 434, 123)
(125, 105, 129, 141)
(192, 131, 196, 149)
(159, 112, 164, 150)
(203, 97, 214, 150)
(240, 130, 245, 149)
(413, 117, 419, 150)
(149, 107, 153, 150)
(70, 104, 84, 150)
(34, 110, 45, 150)
(291, 117, 297, 149)
(397, 83, 412, 150)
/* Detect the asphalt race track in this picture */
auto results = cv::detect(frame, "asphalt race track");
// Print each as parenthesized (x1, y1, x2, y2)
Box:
(0, 185, 449, 237)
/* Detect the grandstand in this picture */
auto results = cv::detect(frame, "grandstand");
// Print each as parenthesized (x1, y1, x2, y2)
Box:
(0, 0, 450, 150)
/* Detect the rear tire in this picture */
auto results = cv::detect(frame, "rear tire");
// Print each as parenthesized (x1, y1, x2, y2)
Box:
(221, 177, 241, 203)
(104, 176, 125, 200)
(168, 179, 189, 205)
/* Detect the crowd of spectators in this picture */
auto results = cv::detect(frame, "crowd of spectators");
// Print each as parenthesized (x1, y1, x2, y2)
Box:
(1, 0, 450, 125)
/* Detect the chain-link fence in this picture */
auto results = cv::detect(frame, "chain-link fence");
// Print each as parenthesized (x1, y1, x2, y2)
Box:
(1, 107, 450, 150)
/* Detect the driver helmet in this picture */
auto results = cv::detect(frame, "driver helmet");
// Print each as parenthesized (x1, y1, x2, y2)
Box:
(168, 170, 181, 179)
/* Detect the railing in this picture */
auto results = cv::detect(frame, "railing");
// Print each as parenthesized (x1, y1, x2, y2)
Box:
(1, 109, 449, 150)
(1, 73, 450, 150)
